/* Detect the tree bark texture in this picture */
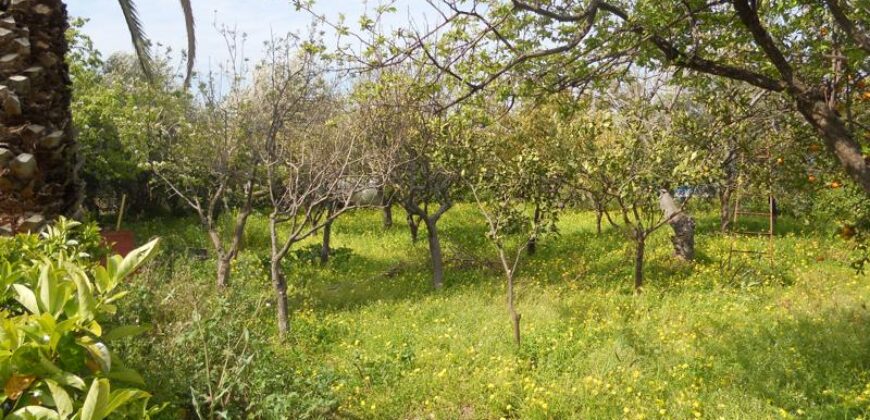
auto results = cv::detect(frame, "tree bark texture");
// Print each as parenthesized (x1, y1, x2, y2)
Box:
(320, 216, 332, 265)
(659, 190, 695, 261)
(407, 212, 420, 242)
(634, 233, 645, 291)
(0, 0, 81, 233)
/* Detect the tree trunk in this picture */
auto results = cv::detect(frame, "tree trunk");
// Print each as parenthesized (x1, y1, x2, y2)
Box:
(216, 255, 231, 288)
(407, 212, 420, 242)
(269, 215, 289, 337)
(527, 205, 541, 255)
(320, 217, 332, 265)
(634, 233, 645, 292)
(719, 186, 735, 232)
(0, 1, 81, 233)
(595, 211, 603, 235)
(425, 217, 444, 289)
(659, 190, 695, 261)
(270, 258, 289, 337)
(382, 194, 394, 229)
(795, 97, 870, 195)
(507, 271, 521, 346)
(719, 147, 738, 232)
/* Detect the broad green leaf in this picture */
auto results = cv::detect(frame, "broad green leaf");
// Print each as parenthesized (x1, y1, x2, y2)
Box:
(106, 367, 145, 387)
(4, 406, 60, 419)
(45, 379, 73, 418)
(13, 285, 40, 315)
(105, 256, 122, 287)
(92, 266, 111, 295)
(68, 268, 95, 321)
(37, 264, 56, 316)
(79, 379, 110, 420)
(112, 238, 160, 282)
(103, 325, 150, 342)
(102, 389, 149, 417)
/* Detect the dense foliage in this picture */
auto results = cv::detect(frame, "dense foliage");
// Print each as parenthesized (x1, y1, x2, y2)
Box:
(0, 220, 160, 418)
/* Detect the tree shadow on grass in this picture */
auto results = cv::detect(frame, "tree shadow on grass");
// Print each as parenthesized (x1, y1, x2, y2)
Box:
(698, 305, 870, 417)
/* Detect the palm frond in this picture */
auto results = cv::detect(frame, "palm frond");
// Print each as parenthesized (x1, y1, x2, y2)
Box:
(179, 0, 196, 89)
(117, 0, 155, 83)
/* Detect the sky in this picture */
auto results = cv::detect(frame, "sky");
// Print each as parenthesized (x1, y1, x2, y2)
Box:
(68, 1, 432, 75)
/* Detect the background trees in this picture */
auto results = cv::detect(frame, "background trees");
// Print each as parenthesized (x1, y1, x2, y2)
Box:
(147, 28, 264, 289)
(368, 0, 868, 196)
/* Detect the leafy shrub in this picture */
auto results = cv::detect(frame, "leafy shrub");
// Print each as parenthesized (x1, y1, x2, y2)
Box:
(291, 244, 355, 266)
(0, 219, 160, 418)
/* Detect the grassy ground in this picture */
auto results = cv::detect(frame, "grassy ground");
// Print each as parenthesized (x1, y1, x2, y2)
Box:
(118, 204, 870, 419)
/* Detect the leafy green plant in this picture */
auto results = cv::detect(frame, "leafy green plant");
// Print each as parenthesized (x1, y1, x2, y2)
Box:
(0, 223, 161, 419)
(291, 245, 354, 266)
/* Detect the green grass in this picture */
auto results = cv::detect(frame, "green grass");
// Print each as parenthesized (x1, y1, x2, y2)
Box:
(119, 204, 870, 419)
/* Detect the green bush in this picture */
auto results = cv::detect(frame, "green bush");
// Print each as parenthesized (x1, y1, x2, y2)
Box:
(0, 219, 160, 419)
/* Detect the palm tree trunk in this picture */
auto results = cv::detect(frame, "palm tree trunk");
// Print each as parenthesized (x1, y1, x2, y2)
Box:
(0, 0, 81, 233)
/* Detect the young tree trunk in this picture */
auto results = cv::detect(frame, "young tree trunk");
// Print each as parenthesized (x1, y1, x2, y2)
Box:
(0, 0, 82, 232)
(595, 211, 603, 235)
(527, 205, 541, 255)
(216, 255, 232, 289)
(659, 190, 695, 261)
(719, 186, 735, 232)
(634, 233, 646, 292)
(425, 217, 444, 289)
(719, 146, 738, 232)
(507, 270, 521, 346)
(268, 216, 290, 337)
(270, 258, 289, 337)
(320, 217, 332, 265)
(207, 229, 230, 288)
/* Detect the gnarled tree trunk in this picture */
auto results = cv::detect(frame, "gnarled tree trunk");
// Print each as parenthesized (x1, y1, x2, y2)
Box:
(659, 190, 695, 261)
(0, 0, 81, 233)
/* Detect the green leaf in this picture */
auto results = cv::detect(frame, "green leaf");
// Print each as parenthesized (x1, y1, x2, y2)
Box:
(80, 379, 110, 420)
(37, 264, 56, 315)
(68, 267, 95, 321)
(13, 284, 40, 315)
(106, 367, 145, 387)
(113, 238, 160, 282)
(45, 379, 74, 418)
(103, 325, 150, 342)
(92, 266, 111, 295)
(84, 342, 111, 373)
(4, 406, 60, 419)
(102, 389, 149, 417)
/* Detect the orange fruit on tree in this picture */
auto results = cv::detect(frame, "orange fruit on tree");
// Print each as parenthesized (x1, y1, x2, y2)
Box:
(808, 174, 817, 183)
